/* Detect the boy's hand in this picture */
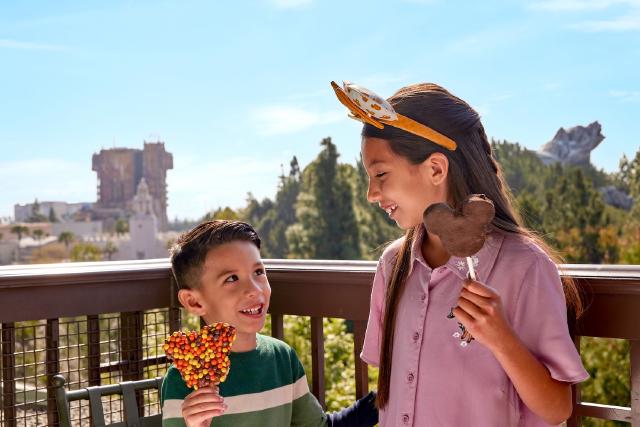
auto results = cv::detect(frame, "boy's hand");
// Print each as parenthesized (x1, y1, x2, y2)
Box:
(452, 278, 515, 352)
(181, 386, 226, 427)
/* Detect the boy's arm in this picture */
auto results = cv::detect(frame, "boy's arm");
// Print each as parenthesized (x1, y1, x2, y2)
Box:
(326, 391, 378, 427)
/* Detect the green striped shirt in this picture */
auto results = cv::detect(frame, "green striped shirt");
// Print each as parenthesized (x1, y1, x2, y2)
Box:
(161, 334, 328, 427)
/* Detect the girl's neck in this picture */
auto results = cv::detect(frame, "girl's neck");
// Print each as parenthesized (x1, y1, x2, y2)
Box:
(421, 231, 451, 269)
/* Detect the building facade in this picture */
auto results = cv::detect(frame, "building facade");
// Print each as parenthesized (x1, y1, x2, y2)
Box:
(92, 141, 173, 231)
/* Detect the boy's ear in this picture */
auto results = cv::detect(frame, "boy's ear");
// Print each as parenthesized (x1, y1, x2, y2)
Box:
(423, 152, 449, 186)
(177, 289, 207, 317)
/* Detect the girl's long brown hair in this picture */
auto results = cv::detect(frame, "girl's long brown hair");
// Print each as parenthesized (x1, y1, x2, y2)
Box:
(363, 83, 582, 409)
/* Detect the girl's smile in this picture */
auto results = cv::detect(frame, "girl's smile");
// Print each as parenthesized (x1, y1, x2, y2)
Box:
(362, 136, 449, 229)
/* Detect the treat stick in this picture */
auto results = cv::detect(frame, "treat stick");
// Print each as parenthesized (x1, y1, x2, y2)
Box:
(423, 194, 496, 347)
(466, 257, 477, 281)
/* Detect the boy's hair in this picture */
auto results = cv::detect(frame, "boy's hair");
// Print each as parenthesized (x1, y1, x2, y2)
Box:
(170, 220, 261, 290)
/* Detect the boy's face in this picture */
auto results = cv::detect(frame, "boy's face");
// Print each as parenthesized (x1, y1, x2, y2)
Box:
(179, 241, 271, 343)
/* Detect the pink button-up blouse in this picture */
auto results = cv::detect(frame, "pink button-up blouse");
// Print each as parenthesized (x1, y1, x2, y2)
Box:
(361, 226, 589, 426)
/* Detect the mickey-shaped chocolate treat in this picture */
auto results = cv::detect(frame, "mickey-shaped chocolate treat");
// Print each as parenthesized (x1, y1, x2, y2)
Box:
(423, 194, 495, 347)
(164, 323, 236, 389)
(423, 194, 495, 259)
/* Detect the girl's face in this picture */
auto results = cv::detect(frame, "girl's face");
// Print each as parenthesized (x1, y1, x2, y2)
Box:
(361, 137, 449, 230)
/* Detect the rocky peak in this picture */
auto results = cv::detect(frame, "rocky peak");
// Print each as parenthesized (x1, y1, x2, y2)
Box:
(537, 121, 604, 166)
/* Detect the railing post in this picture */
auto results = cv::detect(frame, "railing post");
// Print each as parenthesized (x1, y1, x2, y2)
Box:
(46, 319, 60, 426)
(310, 317, 325, 409)
(1, 322, 16, 427)
(169, 277, 181, 333)
(120, 311, 144, 415)
(353, 320, 369, 399)
(631, 339, 640, 425)
(271, 313, 284, 341)
(567, 332, 582, 427)
(87, 315, 101, 386)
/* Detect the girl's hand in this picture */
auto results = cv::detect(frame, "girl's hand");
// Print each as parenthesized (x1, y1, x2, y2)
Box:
(452, 278, 515, 352)
(181, 386, 226, 427)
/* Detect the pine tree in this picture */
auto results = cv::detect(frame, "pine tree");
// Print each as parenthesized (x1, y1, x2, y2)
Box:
(287, 138, 360, 260)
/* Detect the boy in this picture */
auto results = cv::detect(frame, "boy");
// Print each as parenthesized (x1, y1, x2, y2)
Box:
(161, 220, 378, 427)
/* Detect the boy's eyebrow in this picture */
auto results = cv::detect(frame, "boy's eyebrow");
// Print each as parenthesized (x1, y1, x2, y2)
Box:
(215, 262, 263, 279)
(216, 269, 237, 280)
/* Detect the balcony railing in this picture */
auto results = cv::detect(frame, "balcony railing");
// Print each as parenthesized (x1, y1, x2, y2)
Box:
(0, 260, 639, 426)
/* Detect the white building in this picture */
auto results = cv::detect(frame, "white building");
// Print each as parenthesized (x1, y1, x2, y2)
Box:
(14, 201, 93, 222)
(113, 179, 168, 260)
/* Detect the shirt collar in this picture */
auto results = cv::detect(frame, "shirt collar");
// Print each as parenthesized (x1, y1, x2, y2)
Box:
(409, 225, 505, 281)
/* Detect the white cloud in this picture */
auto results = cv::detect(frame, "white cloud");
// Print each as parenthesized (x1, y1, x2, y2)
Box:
(609, 89, 640, 101)
(446, 25, 529, 54)
(399, 0, 438, 4)
(529, 0, 639, 11)
(269, 0, 312, 9)
(570, 11, 640, 30)
(528, 0, 640, 31)
(250, 106, 343, 136)
(0, 39, 68, 51)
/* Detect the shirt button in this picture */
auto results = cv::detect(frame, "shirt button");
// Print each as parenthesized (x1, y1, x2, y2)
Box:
(407, 372, 415, 382)
(413, 332, 420, 342)
(420, 293, 426, 302)
(403, 414, 410, 424)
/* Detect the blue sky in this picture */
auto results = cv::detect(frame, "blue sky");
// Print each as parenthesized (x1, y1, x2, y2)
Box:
(1, 0, 639, 221)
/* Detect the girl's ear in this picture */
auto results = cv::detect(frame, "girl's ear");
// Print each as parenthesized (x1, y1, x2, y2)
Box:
(424, 152, 449, 186)
(177, 289, 207, 317)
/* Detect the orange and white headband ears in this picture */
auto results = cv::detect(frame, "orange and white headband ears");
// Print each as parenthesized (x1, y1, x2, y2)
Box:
(330, 81, 457, 151)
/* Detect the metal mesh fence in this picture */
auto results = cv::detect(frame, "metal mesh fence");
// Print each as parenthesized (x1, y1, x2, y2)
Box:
(1, 309, 174, 426)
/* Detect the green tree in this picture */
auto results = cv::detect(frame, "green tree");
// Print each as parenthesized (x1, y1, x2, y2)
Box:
(103, 241, 118, 261)
(203, 206, 240, 221)
(115, 218, 129, 236)
(48, 207, 59, 222)
(11, 224, 29, 241)
(287, 138, 360, 260)
(32, 229, 45, 242)
(10, 224, 29, 262)
(26, 199, 48, 223)
(244, 156, 302, 259)
(70, 242, 103, 262)
(57, 231, 75, 256)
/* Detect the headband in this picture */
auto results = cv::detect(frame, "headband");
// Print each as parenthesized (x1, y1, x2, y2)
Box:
(330, 80, 457, 151)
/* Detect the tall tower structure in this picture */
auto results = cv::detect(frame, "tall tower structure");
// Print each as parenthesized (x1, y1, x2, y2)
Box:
(92, 141, 173, 230)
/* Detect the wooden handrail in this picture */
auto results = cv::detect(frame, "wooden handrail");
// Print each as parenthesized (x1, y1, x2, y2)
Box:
(0, 260, 639, 425)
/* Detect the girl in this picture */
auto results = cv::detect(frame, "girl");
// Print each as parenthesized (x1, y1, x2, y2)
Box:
(332, 82, 589, 426)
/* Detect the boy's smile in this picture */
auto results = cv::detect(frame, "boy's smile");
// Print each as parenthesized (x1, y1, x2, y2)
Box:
(180, 240, 271, 352)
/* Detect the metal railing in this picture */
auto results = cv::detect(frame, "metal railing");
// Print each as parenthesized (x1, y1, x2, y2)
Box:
(0, 260, 638, 425)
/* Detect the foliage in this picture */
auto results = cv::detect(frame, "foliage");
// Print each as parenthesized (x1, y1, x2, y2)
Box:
(10, 224, 29, 241)
(286, 138, 360, 260)
(70, 242, 103, 262)
(579, 338, 630, 427)
(203, 206, 241, 221)
(115, 218, 129, 236)
(103, 241, 118, 261)
(32, 229, 45, 241)
(25, 198, 48, 223)
(57, 231, 75, 252)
